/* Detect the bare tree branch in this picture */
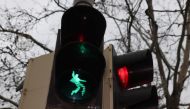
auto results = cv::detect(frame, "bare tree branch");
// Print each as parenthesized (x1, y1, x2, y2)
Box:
(0, 95, 18, 107)
(0, 28, 53, 52)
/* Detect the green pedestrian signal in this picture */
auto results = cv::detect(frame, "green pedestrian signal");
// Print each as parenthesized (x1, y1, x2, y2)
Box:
(55, 42, 105, 103)
(70, 71, 87, 96)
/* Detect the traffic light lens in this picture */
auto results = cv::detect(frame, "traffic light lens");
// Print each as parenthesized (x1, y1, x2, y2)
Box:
(79, 44, 87, 54)
(79, 34, 84, 42)
(117, 66, 129, 88)
(55, 42, 105, 103)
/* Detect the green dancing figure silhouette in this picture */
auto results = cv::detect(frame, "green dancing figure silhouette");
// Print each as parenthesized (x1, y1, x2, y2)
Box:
(70, 71, 87, 96)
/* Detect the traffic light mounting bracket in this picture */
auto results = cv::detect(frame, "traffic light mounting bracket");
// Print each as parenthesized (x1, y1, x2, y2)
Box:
(102, 44, 114, 109)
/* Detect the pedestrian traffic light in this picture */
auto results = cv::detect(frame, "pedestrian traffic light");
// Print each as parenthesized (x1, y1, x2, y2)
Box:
(114, 49, 153, 89)
(55, 42, 106, 103)
(46, 2, 106, 107)
(113, 49, 158, 108)
(55, 5, 106, 103)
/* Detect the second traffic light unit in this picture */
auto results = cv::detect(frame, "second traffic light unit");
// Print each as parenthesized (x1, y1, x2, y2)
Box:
(113, 49, 158, 109)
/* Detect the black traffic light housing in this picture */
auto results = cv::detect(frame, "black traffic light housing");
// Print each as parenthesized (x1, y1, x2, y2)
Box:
(118, 86, 158, 109)
(55, 5, 106, 103)
(114, 49, 153, 89)
(61, 5, 106, 49)
(113, 49, 158, 108)
(46, 3, 106, 108)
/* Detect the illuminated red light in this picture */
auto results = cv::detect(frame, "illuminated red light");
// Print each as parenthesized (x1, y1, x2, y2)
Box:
(117, 66, 129, 88)
(79, 34, 84, 42)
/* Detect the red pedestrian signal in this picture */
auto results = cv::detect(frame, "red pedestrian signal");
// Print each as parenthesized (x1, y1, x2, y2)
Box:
(117, 66, 129, 89)
(113, 49, 158, 108)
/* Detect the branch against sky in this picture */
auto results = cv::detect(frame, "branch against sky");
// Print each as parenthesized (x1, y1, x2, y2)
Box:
(0, 95, 18, 107)
(0, 0, 68, 108)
